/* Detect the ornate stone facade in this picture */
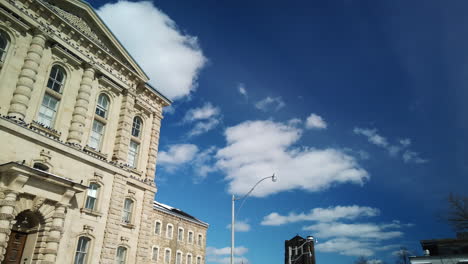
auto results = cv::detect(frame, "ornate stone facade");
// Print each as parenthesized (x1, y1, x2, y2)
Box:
(0, 0, 208, 263)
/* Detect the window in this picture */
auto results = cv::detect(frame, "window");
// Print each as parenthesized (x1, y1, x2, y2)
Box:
(196, 256, 201, 264)
(89, 120, 105, 150)
(188, 231, 193, 244)
(155, 221, 162, 235)
(152, 247, 159, 261)
(186, 254, 192, 264)
(127, 141, 139, 168)
(178, 228, 184, 241)
(33, 163, 49, 171)
(197, 234, 203, 246)
(84, 183, 99, 210)
(122, 198, 133, 224)
(74, 237, 90, 264)
(176, 251, 182, 264)
(0, 31, 9, 62)
(38, 94, 59, 127)
(164, 249, 171, 264)
(116, 246, 127, 264)
(132, 116, 143, 137)
(47, 65, 66, 93)
(166, 224, 173, 239)
(95, 94, 110, 118)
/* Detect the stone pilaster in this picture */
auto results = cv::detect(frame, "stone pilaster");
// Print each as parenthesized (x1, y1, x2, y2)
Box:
(67, 66, 95, 145)
(7, 31, 46, 120)
(136, 190, 155, 263)
(112, 92, 135, 162)
(146, 112, 162, 180)
(0, 190, 18, 263)
(42, 203, 67, 264)
(100, 173, 127, 264)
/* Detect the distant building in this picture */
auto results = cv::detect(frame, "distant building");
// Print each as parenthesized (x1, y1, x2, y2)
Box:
(285, 235, 316, 264)
(409, 232, 468, 264)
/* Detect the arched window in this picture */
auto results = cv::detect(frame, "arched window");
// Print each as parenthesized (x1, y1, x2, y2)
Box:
(0, 31, 9, 62)
(116, 246, 127, 264)
(74, 236, 91, 264)
(176, 251, 182, 264)
(47, 65, 66, 93)
(164, 249, 171, 264)
(196, 256, 201, 264)
(186, 253, 192, 264)
(166, 224, 173, 239)
(122, 198, 134, 224)
(33, 162, 49, 172)
(197, 234, 203, 246)
(131, 116, 143, 137)
(188, 231, 193, 244)
(85, 183, 100, 211)
(154, 221, 162, 235)
(95, 94, 110, 119)
(152, 246, 159, 261)
(178, 227, 184, 241)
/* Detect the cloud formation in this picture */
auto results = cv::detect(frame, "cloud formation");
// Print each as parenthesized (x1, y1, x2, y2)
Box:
(183, 103, 222, 136)
(261, 205, 380, 226)
(97, 1, 206, 100)
(216, 120, 369, 197)
(157, 144, 199, 169)
(305, 113, 327, 130)
(226, 220, 251, 232)
(353, 127, 427, 164)
(238, 83, 248, 100)
(255, 96, 286, 112)
(206, 246, 249, 264)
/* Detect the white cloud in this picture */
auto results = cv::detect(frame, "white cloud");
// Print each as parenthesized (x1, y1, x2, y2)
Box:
(238, 83, 248, 99)
(216, 120, 369, 197)
(402, 150, 428, 164)
(255, 96, 285, 112)
(184, 103, 220, 122)
(354, 127, 427, 164)
(226, 220, 251, 232)
(353, 128, 389, 148)
(367, 259, 383, 264)
(305, 113, 327, 130)
(303, 222, 403, 240)
(206, 246, 249, 264)
(158, 144, 198, 169)
(261, 205, 380, 226)
(315, 237, 375, 257)
(97, 1, 206, 100)
(192, 146, 218, 182)
(183, 103, 222, 136)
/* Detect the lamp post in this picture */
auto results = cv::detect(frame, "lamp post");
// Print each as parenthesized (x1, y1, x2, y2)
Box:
(288, 236, 317, 264)
(230, 174, 277, 264)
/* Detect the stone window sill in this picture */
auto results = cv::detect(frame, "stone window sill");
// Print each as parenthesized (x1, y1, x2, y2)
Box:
(80, 208, 102, 217)
(30, 121, 61, 140)
(83, 146, 108, 160)
(121, 222, 135, 229)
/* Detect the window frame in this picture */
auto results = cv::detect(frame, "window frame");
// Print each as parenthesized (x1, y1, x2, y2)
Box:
(127, 140, 140, 168)
(47, 65, 67, 94)
(74, 236, 91, 264)
(186, 253, 192, 264)
(152, 246, 159, 262)
(95, 93, 110, 119)
(84, 182, 100, 211)
(176, 250, 183, 264)
(178, 227, 184, 242)
(164, 248, 171, 264)
(188, 231, 194, 244)
(154, 220, 162, 235)
(121, 198, 134, 224)
(89, 119, 105, 151)
(131, 116, 143, 138)
(197, 234, 203, 246)
(115, 246, 128, 264)
(166, 224, 174, 239)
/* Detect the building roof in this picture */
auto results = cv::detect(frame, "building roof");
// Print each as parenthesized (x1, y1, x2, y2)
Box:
(153, 201, 209, 228)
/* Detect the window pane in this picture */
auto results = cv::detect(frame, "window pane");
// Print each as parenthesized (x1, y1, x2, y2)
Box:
(116, 247, 127, 264)
(178, 229, 183, 241)
(38, 94, 59, 127)
(89, 120, 104, 150)
(74, 237, 90, 264)
(96, 94, 109, 118)
(176, 252, 181, 264)
(127, 141, 139, 168)
(0, 32, 7, 61)
(122, 199, 133, 223)
(187, 255, 192, 264)
(47, 65, 66, 93)
(132, 117, 142, 137)
(152, 247, 159, 261)
(155, 222, 161, 234)
(165, 250, 170, 264)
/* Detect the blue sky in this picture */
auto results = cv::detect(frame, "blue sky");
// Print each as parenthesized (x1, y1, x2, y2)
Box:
(90, 0, 467, 263)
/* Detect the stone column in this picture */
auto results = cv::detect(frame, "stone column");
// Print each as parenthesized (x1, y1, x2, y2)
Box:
(0, 190, 19, 263)
(100, 173, 127, 264)
(136, 190, 156, 263)
(42, 203, 67, 264)
(112, 92, 135, 162)
(7, 31, 46, 120)
(146, 112, 162, 181)
(67, 66, 95, 145)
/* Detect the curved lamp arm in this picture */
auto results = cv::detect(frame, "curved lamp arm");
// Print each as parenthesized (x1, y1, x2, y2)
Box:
(235, 174, 277, 215)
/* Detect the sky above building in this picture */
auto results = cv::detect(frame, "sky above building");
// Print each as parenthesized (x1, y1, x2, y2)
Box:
(88, 0, 467, 263)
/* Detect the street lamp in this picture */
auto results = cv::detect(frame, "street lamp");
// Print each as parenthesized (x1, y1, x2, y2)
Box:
(230, 174, 277, 264)
(288, 236, 317, 264)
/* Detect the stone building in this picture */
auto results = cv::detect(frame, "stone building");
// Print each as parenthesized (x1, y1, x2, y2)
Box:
(0, 0, 208, 263)
(285, 235, 316, 264)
